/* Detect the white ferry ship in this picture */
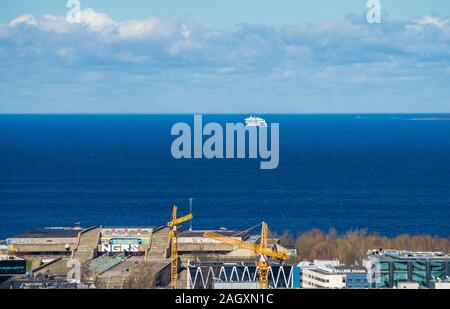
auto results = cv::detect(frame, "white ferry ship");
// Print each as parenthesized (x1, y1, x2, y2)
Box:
(245, 116, 268, 127)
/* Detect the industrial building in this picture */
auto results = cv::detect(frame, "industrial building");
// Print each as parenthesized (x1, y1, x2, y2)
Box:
(1, 214, 293, 289)
(6, 229, 81, 257)
(363, 249, 450, 288)
(98, 227, 154, 255)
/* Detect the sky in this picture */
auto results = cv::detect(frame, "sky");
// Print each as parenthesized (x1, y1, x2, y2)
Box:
(1, 0, 450, 29)
(0, 0, 449, 113)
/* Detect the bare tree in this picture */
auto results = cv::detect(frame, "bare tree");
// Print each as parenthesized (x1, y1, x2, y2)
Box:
(293, 229, 450, 265)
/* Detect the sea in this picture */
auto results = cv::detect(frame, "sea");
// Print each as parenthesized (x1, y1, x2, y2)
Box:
(0, 114, 449, 239)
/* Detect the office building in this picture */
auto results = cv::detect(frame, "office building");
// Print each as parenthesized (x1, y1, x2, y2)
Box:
(363, 249, 450, 288)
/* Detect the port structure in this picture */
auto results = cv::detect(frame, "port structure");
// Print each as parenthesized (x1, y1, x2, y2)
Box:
(204, 222, 287, 289)
(167, 205, 193, 289)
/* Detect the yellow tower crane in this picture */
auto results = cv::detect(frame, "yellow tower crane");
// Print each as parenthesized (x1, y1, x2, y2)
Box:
(204, 222, 287, 289)
(167, 205, 193, 289)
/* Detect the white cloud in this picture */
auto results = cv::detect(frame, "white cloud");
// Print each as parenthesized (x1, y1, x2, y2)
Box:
(5, 9, 202, 44)
(117, 18, 158, 39)
(40, 15, 72, 33)
(80, 8, 117, 31)
(9, 14, 37, 27)
(2, 10, 450, 87)
(168, 40, 203, 56)
(116, 17, 185, 40)
(8, 9, 117, 33)
(418, 16, 449, 28)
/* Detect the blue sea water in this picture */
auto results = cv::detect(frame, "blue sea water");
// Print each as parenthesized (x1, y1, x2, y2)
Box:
(0, 114, 449, 239)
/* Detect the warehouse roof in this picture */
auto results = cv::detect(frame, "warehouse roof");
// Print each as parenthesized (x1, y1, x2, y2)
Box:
(9, 230, 81, 239)
(179, 230, 245, 238)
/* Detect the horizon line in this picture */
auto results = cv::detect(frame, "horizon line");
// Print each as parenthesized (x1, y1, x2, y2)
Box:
(1, 112, 450, 116)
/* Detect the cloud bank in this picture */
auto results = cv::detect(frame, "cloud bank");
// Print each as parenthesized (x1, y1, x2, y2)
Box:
(1, 9, 449, 113)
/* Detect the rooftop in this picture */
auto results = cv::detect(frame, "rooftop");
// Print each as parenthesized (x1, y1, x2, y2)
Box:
(334, 266, 368, 274)
(179, 230, 245, 238)
(305, 267, 345, 276)
(8, 230, 81, 239)
(101, 226, 155, 229)
(367, 249, 450, 261)
(303, 264, 368, 275)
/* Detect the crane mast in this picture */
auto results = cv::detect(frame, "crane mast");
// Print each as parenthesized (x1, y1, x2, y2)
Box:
(258, 222, 269, 289)
(167, 205, 193, 289)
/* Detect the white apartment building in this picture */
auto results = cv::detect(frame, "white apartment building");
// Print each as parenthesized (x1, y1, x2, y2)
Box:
(301, 261, 369, 289)
(302, 267, 346, 289)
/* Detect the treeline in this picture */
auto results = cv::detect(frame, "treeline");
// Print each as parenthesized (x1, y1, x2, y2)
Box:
(276, 229, 450, 265)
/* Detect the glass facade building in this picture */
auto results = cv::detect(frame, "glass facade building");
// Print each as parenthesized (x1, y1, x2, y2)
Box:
(364, 250, 450, 289)
(345, 272, 370, 289)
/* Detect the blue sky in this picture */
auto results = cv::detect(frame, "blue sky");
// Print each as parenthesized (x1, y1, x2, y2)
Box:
(1, 0, 449, 29)
(0, 1, 449, 113)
